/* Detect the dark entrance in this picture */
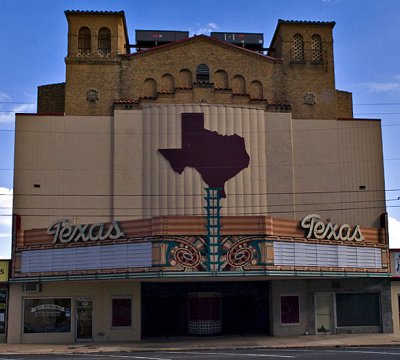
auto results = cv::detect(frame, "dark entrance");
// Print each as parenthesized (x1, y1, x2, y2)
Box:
(141, 281, 269, 337)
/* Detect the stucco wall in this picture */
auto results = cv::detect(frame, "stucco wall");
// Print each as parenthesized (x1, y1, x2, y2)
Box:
(7, 281, 141, 343)
(14, 105, 385, 232)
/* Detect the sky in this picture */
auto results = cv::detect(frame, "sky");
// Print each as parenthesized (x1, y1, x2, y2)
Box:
(1, 0, 400, 258)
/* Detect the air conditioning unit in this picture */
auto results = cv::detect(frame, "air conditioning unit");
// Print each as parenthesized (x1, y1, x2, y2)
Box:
(23, 283, 42, 293)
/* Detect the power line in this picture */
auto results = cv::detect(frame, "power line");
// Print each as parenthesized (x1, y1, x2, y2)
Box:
(0, 121, 399, 135)
(1, 101, 400, 106)
(0, 155, 397, 171)
(1, 204, 399, 217)
(0, 110, 400, 115)
(354, 113, 400, 115)
(1, 196, 398, 211)
(1, 187, 400, 197)
(354, 103, 400, 106)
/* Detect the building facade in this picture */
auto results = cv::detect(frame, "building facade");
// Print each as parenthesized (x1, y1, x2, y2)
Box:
(8, 11, 392, 343)
(0, 261, 9, 343)
(390, 250, 400, 333)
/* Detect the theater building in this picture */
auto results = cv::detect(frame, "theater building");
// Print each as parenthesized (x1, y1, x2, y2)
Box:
(8, 10, 392, 343)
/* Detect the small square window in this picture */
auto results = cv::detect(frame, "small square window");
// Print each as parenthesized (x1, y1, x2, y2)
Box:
(112, 298, 132, 327)
(281, 295, 299, 324)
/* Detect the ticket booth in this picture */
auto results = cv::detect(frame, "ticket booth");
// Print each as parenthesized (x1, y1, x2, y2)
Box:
(188, 292, 221, 335)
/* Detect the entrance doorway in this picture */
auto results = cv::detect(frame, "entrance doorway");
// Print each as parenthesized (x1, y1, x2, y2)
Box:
(315, 293, 334, 334)
(76, 299, 93, 340)
(142, 281, 270, 337)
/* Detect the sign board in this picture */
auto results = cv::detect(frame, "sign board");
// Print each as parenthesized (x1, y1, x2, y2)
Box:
(47, 219, 125, 244)
(394, 252, 400, 276)
(0, 261, 9, 282)
(300, 214, 364, 242)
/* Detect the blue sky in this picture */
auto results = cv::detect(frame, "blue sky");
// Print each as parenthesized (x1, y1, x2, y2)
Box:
(1, 0, 400, 258)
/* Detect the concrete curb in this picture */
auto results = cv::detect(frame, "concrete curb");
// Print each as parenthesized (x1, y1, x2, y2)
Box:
(1, 334, 400, 355)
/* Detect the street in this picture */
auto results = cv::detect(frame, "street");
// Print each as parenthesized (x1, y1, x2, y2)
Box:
(3, 347, 400, 359)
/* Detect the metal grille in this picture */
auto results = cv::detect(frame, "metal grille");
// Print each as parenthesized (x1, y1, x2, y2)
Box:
(188, 320, 222, 335)
(98, 27, 111, 54)
(292, 34, 304, 62)
(196, 64, 210, 83)
(312, 34, 323, 62)
(78, 27, 91, 55)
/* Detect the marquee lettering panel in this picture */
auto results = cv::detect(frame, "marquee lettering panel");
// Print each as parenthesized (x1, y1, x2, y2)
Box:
(21, 242, 152, 273)
(273, 242, 382, 269)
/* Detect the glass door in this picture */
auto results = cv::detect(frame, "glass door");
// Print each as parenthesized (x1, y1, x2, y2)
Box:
(76, 299, 93, 341)
(315, 293, 334, 334)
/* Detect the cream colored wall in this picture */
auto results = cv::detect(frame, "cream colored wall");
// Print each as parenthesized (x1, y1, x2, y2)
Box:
(390, 251, 400, 334)
(113, 110, 144, 220)
(391, 282, 400, 334)
(14, 115, 114, 231)
(113, 104, 295, 218)
(292, 118, 385, 227)
(14, 108, 385, 232)
(7, 281, 141, 343)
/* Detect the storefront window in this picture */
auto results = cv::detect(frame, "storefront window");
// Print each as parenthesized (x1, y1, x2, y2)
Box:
(24, 298, 71, 333)
(336, 293, 380, 327)
(280, 295, 299, 324)
(0, 289, 6, 334)
(112, 298, 132, 327)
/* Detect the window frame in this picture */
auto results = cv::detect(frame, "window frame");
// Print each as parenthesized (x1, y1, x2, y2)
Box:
(196, 64, 210, 84)
(98, 27, 111, 54)
(280, 294, 300, 326)
(111, 296, 132, 328)
(335, 291, 381, 327)
(78, 27, 91, 54)
(292, 33, 305, 63)
(23, 297, 72, 334)
(311, 34, 323, 63)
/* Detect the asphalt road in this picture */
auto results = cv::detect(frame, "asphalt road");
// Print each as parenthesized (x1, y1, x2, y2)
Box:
(3, 347, 400, 359)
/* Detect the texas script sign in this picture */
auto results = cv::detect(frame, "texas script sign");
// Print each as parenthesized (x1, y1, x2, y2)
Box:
(300, 214, 364, 242)
(47, 219, 125, 244)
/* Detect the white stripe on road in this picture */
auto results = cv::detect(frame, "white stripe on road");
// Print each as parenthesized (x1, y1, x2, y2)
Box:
(75, 354, 172, 360)
(281, 348, 400, 356)
(327, 349, 400, 356)
(167, 351, 295, 358)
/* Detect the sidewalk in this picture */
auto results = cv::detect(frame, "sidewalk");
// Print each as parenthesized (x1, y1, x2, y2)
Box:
(1, 333, 400, 355)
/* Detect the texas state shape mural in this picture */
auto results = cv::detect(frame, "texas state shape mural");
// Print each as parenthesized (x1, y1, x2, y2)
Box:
(158, 113, 250, 197)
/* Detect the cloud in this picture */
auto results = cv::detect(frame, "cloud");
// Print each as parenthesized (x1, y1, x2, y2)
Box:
(0, 103, 36, 124)
(194, 22, 218, 35)
(0, 187, 12, 259)
(0, 92, 11, 102)
(366, 82, 400, 92)
(364, 75, 400, 93)
(389, 216, 400, 248)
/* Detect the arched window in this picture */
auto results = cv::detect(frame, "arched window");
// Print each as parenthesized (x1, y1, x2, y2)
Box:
(232, 75, 246, 95)
(249, 80, 263, 100)
(98, 27, 111, 56)
(292, 34, 304, 62)
(143, 78, 157, 98)
(161, 74, 175, 93)
(214, 70, 228, 89)
(178, 69, 193, 88)
(196, 64, 210, 84)
(311, 34, 323, 63)
(78, 27, 91, 56)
